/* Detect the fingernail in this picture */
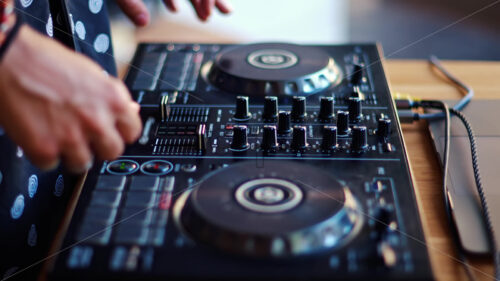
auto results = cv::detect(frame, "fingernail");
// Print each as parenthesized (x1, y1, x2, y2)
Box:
(136, 13, 148, 26)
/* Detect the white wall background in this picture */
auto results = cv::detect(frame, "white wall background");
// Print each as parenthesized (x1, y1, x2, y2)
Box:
(157, 0, 349, 44)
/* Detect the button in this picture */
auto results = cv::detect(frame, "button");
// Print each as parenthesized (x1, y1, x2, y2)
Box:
(114, 223, 149, 245)
(181, 164, 197, 173)
(120, 208, 154, 226)
(95, 175, 126, 191)
(82, 206, 117, 225)
(77, 222, 112, 245)
(107, 160, 139, 175)
(161, 176, 175, 192)
(129, 176, 159, 192)
(90, 190, 122, 208)
(124, 191, 156, 208)
(140, 160, 173, 175)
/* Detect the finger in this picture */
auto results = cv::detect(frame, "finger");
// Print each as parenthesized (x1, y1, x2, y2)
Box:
(90, 117, 125, 161)
(163, 0, 177, 12)
(202, 0, 215, 18)
(189, 0, 206, 21)
(115, 0, 150, 26)
(215, 0, 231, 14)
(60, 127, 93, 174)
(24, 137, 60, 171)
(116, 101, 142, 144)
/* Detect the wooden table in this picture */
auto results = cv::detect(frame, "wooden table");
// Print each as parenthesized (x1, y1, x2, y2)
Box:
(114, 20, 500, 280)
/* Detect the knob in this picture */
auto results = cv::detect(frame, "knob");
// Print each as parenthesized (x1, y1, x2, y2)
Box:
(377, 118, 392, 142)
(351, 126, 368, 152)
(349, 86, 365, 100)
(321, 126, 338, 151)
(348, 97, 363, 122)
(336, 111, 350, 135)
(230, 125, 249, 151)
(277, 111, 292, 135)
(262, 96, 278, 121)
(234, 96, 251, 121)
(318, 96, 334, 121)
(291, 96, 306, 121)
(291, 126, 308, 151)
(261, 125, 278, 151)
(349, 63, 363, 85)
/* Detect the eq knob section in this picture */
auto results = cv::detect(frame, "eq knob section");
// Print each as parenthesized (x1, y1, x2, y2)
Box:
(351, 126, 368, 152)
(230, 125, 249, 151)
(321, 126, 338, 151)
(262, 96, 278, 121)
(261, 125, 279, 151)
(348, 97, 363, 122)
(336, 111, 350, 135)
(234, 96, 251, 121)
(291, 126, 308, 151)
(291, 96, 306, 122)
(277, 111, 292, 135)
(319, 96, 334, 122)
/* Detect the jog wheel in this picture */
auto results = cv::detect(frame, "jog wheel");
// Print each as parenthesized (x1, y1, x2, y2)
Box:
(205, 43, 342, 96)
(173, 161, 363, 257)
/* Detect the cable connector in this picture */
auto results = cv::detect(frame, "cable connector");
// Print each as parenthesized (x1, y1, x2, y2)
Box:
(394, 93, 421, 109)
(397, 110, 420, 123)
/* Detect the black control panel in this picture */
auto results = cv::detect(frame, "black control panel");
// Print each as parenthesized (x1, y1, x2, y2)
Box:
(49, 43, 434, 280)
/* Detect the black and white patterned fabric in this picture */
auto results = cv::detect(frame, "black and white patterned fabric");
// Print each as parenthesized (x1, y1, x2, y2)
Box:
(0, 0, 117, 279)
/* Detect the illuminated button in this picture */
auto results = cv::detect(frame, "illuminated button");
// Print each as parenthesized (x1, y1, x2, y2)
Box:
(107, 160, 139, 175)
(140, 160, 173, 175)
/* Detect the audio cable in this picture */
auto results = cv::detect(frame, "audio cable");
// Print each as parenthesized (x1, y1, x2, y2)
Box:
(394, 57, 498, 281)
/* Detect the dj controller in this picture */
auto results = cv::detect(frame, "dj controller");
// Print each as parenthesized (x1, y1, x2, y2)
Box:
(48, 43, 434, 280)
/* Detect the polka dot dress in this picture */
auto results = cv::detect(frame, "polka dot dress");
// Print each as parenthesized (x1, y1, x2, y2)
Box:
(0, 0, 117, 278)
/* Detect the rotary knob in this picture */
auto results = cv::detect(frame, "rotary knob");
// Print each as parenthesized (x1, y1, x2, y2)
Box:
(262, 96, 278, 121)
(321, 126, 338, 151)
(351, 126, 368, 152)
(291, 126, 308, 151)
(349, 63, 363, 85)
(234, 96, 251, 121)
(319, 96, 334, 121)
(377, 118, 392, 142)
(291, 96, 306, 121)
(261, 125, 278, 151)
(230, 125, 249, 151)
(348, 97, 363, 122)
(336, 111, 350, 135)
(277, 111, 292, 135)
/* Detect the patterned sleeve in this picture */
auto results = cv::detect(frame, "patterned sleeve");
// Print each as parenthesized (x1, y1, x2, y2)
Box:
(0, 0, 16, 46)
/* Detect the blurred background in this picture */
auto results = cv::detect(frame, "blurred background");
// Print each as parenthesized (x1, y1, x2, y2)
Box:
(108, 0, 500, 72)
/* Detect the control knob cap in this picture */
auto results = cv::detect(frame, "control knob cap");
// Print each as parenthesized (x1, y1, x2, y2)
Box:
(291, 126, 308, 150)
(321, 126, 338, 150)
(262, 96, 278, 121)
(261, 125, 279, 151)
(234, 96, 251, 121)
(291, 96, 306, 121)
(349, 63, 363, 85)
(351, 126, 368, 152)
(348, 97, 363, 122)
(319, 96, 335, 121)
(230, 125, 249, 151)
(377, 118, 392, 141)
(336, 111, 350, 135)
(277, 111, 292, 135)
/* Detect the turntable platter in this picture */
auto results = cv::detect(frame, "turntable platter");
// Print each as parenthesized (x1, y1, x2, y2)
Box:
(206, 43, 342, 96)
(174, 161, 363, 257)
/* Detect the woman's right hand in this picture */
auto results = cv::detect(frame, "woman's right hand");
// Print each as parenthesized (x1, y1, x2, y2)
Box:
(0, 25, 142, 172)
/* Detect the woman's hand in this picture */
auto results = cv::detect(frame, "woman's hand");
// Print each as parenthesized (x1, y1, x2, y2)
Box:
(116, 0, 232, 26)
(0, 25, 142, 172)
